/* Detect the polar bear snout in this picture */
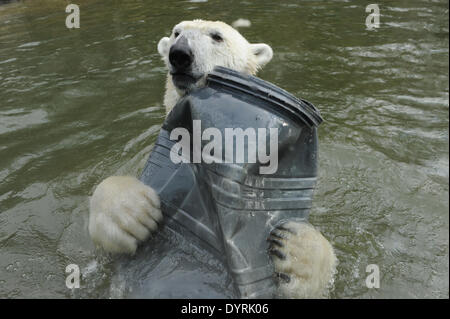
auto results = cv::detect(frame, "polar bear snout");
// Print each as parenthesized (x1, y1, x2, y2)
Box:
(169, 36, 193, 71)
(168, 36, 201, 91)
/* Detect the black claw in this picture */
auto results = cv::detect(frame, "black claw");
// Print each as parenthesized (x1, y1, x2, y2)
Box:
(276, 225, 296, 235)
(267, 237, 284, 248)
(269, 230, 288, 240)
(275, 272, 291, 283)
(269, 248, 286, 260)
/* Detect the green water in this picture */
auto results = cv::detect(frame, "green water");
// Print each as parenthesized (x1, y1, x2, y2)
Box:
(0, 0, 448, 298)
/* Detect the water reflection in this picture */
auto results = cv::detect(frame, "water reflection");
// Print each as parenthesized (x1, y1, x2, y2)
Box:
(0, 0, 448, 298)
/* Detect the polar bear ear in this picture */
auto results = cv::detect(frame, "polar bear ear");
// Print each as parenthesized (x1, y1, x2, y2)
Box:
(158, 37, 171, 57)
(250, 43, 273, 67)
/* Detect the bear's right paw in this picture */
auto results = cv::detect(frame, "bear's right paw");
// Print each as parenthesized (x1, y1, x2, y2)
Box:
(88, 176, 162, 254)
(268, 221, 337, 299)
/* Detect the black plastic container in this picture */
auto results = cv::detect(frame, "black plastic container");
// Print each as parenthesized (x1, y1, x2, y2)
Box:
(140, 66, 323, 298)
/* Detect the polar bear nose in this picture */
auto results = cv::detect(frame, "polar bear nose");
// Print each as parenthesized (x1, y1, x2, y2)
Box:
(169, 37, 193, 70)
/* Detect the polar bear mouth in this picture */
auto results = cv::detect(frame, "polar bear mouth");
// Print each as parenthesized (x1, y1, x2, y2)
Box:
(171, 72, 203, 91)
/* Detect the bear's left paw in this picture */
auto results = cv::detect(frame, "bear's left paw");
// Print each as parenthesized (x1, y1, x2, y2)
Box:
(268, 221, 337, 299)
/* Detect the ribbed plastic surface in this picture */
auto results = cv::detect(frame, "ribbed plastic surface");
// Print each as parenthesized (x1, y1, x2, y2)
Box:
(140, 67, 322, 298)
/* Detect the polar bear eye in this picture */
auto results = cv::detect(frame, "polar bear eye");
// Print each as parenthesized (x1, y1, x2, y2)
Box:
(174, 31, 180, 38)
(210, 33, 223, 42)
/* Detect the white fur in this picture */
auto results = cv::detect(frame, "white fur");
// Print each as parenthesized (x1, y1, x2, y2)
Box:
(272, 221, 337, 298)
(89, 176, 162, 254)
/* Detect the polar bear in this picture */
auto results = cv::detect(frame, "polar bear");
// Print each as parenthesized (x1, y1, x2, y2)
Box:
(89, 19, 336, 298)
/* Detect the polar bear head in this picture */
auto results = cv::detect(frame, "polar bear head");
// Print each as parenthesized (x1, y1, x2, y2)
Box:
(157, 19, 273, 112)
